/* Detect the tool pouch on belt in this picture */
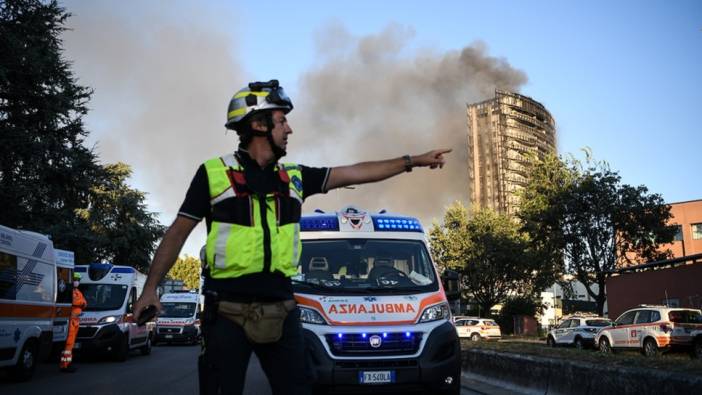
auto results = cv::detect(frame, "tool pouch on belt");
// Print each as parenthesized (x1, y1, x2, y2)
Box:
(218, 300, 296, 344)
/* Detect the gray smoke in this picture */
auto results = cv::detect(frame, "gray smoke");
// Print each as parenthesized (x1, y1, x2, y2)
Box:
(62, 1, 244, 217)
(288, 23, 527, 225)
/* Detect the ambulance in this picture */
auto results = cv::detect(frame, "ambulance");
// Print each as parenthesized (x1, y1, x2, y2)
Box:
(153, 291, 202, 345)
(74, 263, 151, 361)
(294, 207, 461, 395)
(0, 225, 74, 381)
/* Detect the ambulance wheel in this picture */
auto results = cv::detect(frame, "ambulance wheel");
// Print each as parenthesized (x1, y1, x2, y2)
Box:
(9, 340, 37, 382)
(113, 336, 129, 362)
(546, 336, 556, 348)
(642, 338, 659, 357)
(574, 337, 584, 350)
(140, 337, 152, 356)
(599, 337, 614, 354)
(470, 333, 480, 342)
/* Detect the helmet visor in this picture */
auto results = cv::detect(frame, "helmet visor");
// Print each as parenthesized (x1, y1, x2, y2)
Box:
(267, 87, 293, 110)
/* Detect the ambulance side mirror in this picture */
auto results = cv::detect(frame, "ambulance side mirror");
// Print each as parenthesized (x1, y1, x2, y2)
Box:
(441, 269, 460, 301)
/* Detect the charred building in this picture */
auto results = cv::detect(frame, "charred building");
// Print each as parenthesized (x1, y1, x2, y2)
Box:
(467, 90, 556, 215)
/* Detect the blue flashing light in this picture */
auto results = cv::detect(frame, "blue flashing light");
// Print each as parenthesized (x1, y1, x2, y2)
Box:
(300, 215, 340, 232)
(337, 333, 343, 339)
(361, 333, 367, 338)
(405, 332, 411, 338)
(382, 332, 388, 338)
(372, 216, 423, 233)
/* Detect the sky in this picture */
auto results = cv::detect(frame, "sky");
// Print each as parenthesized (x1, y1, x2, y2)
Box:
(60, 0, 702, 259)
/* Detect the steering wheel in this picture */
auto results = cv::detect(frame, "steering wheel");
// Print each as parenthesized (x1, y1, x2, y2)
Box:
(375, 269, 409, 287)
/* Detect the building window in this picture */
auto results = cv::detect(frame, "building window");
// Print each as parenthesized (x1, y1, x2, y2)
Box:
(692, 223, 702, 240)
(674, 225, 683, 241)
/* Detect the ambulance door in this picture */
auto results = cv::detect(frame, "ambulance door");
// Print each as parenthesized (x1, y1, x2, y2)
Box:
(612, 311, 637, 348)
(632, 310, 652, 347)
(553, 319, 571, 344)
(126, 287, 147, 346)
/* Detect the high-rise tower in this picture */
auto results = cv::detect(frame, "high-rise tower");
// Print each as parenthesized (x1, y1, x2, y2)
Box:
(467, 90, 556, 215)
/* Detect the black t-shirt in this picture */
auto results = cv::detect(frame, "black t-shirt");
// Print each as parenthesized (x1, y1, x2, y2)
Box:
(178, 150, 330, 302)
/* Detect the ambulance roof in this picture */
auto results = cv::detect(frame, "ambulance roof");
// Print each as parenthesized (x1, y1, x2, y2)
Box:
(300, 206, 425, 241)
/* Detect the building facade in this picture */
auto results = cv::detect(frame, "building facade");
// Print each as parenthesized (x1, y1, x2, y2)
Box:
(662, 199, 702, 258)
(466, 90, 556, 215)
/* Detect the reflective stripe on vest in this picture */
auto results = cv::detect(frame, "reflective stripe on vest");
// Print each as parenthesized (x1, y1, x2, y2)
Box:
(203, 155, 303, 279)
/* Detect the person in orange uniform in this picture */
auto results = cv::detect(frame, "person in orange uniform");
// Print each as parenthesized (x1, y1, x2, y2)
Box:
(60, 272, 87, 373)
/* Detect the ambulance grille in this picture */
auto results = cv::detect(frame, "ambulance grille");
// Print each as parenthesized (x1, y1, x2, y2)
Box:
(325, 332, 423, 356)
(77, 327, 98, 338)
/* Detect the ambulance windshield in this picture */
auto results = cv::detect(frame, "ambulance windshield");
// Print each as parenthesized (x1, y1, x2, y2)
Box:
(80, 284, 128, 311)
(161, 302, 197, 318)
(293, 239, 438, 294)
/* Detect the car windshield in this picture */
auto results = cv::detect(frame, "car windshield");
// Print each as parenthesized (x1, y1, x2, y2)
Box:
(161, 302, 196, 318)
(80, 284, 128, 311)
(292, 239, 438, 295)
(669, 310, 702, 323)
(586, 319, 611, 327)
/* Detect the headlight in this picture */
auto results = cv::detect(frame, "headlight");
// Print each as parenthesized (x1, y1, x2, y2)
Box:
(98, 315, 121, 324)
(299, 307, 327, 325)
(419, 302, 450, 323)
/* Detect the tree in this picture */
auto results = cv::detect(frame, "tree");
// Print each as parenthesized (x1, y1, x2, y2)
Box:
(0, 0, 98, 233)
(0, 1, 165, 270)
(75, 163, 165, 271)
(518, 150, 676, 315)
(429, 202, 538, 315)
(167, 255, 201, 291)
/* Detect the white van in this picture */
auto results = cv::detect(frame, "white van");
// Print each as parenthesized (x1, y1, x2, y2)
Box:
(74, 263, 151, 361)
(0, 225, 74, 381)
(294, 207, 461, 395)
(154, 292, 202, 345)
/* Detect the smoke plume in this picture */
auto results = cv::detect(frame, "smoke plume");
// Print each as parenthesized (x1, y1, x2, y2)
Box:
(289, 23, 527, 225)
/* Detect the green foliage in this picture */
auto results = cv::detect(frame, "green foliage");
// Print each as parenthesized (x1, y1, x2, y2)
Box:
(167, 255, 201, 291)
(429, 202, 541, 314)
(0, 0, 164, 270)
(74, 163, 165, 271)
(518, 150, 676, 315)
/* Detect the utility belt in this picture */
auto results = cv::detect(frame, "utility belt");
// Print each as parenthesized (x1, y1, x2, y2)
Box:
(203, 291, 296, 344)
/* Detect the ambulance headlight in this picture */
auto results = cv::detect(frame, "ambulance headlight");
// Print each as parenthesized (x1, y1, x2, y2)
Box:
(419, 302, 450, 323)
(299, 307, 327, 325)
(98, 315, 121, 324)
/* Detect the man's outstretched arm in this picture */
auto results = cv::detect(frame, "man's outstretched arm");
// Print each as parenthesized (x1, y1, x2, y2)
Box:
(133, 216, 198, 321)
(325, 148, 451, 191)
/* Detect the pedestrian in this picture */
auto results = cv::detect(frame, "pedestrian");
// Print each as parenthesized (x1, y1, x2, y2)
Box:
(134, 80, 451, 394)
(60, 272, 87, 373)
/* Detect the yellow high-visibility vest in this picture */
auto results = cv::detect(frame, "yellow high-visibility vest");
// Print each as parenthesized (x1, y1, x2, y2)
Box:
(203, 153, 303, 279)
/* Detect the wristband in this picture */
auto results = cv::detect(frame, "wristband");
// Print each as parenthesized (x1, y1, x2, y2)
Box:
(403, 155, 413, 172)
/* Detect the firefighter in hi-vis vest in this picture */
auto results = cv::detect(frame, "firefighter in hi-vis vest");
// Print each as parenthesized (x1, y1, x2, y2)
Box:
(60, 272, 87, 373)
(133, 79, 451, 395)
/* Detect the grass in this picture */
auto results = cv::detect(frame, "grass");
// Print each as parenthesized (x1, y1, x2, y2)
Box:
(460, 337, 702, 376)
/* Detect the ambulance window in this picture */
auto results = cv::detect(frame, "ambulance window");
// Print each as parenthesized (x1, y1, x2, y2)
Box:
(127, 288, 136, 313)
(56, 267, 72, 304)
(469, 320, 479, 326)
(634, 310, 652, 324)
(557, 320, 571, 329)
(616, 311, 637, 325)
(0, 252, 18, 300)
(455, 320, 464, 326)
(569, 319, 581, 328)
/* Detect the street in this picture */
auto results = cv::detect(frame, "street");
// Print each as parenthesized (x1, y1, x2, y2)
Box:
(0, 344, 516, 395)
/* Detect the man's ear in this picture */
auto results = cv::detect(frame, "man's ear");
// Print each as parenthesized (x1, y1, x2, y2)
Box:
(250, 119, 267, 132)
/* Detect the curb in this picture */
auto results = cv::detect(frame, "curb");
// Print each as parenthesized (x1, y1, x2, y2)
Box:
(461, 348, 702, 395)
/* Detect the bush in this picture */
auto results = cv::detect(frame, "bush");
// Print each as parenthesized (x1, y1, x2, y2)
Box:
(496, 296, 541, 335)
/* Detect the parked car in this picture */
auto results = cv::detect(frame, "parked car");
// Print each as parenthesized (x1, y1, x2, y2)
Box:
(596, 305, 702, 357)
(547, 314, 611, 349)
(454, 317, 501, 341)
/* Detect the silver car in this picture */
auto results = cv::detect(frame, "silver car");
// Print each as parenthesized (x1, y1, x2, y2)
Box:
(547, 315, 611, 349)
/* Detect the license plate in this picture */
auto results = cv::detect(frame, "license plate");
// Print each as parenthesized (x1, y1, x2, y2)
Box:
(359, 371, 395, 384)
(73, 342, 81, 349)
(165, 335, 173, 339)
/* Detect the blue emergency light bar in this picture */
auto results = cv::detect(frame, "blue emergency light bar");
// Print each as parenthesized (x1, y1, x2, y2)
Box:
(372, 217, 423, 233)
(299, 216, 340, 231)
